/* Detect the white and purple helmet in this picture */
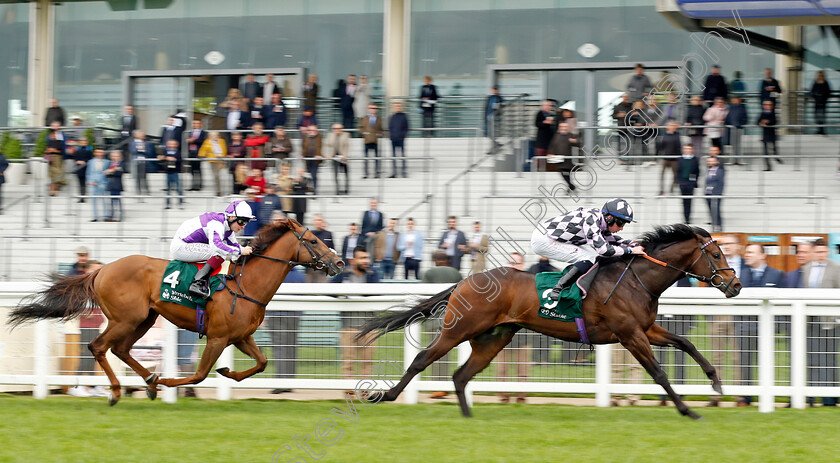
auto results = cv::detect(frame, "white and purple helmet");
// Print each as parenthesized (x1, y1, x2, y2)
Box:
(224, 201, 256, 221)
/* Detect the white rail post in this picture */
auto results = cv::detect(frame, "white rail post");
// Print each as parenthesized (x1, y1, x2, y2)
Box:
(790, 302, 807, 409)
(216, 345, 234, 401)
(457, 341, 473, 408)
(595, 343, 611, 407)
(162, 323, 178, 403)
(758, 299, 775, 413)
(402, 322, 420, 405)
(33, 320, 50, 399)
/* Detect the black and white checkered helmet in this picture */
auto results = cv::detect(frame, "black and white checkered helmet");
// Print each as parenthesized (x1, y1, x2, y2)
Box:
(602, 198, 635, 223)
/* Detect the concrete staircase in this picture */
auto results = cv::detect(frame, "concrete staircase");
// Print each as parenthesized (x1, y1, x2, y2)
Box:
(1, 133, 838, 279)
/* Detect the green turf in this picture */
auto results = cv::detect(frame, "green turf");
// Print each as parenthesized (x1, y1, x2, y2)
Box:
(1, 395, 838, 463)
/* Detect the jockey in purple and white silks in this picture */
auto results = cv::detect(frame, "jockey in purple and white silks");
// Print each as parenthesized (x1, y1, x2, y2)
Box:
(170, 200, 255, 299)
(530, 198, 645, 301)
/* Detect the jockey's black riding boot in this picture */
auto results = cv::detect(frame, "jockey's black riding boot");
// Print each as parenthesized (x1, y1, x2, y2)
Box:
(548, 261, 593, 301)
(189, 263, 213, 299)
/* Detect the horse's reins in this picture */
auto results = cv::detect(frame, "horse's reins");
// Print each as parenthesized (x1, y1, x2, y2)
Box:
(604, 238, 735, 303)
(223, 227, 335, 313)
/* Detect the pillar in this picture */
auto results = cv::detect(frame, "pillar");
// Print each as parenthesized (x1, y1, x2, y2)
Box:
(775, 26, 802, 126)
(27, 0, 54, 127)
(383, 0, 410, 102)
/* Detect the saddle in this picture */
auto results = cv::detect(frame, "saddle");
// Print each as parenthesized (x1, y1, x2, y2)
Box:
(536, 263, 600, 322)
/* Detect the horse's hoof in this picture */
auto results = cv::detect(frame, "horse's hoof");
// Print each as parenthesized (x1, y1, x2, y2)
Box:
(146, 387, 157, 401)
(108, 394, 118, 407)
(216, 367, 230, 376)
(712, 383, 723, 395)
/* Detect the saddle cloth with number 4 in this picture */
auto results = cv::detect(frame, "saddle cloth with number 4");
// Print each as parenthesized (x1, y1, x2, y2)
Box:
(159, 261, 225, 309)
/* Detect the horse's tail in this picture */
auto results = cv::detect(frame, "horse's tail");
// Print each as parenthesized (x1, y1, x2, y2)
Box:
(8, 269, 100, 328)
(356, 284, 456, 342)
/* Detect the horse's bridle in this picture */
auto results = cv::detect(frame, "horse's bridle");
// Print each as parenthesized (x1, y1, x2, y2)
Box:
(224, 226, 337, 310)
(609, 238, 737, 302)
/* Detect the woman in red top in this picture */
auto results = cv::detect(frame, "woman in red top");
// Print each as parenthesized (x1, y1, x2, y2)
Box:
(244, 122, 270, 171)
(243, 168, 267, 200)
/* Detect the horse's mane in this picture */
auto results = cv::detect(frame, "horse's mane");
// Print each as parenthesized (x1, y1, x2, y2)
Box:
(636, 224, 710, 252)
(250, 221, 294, 253)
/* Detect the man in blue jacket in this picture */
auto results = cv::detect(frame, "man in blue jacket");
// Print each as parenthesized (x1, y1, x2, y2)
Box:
(736, 243, 785, 406)
(388, 102, 409, 178)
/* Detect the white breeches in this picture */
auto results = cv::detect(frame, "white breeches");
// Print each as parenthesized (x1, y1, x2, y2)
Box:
(170, 240, 223, 262)
(530, 229, 598, 264)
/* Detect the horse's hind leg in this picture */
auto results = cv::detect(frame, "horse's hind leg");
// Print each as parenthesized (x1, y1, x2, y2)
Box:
(646, 323, 723, 395)
(215, 335, 267, 382)
(89, 320, 150, 406)
(372, 328, 466, 404)
(452, 325, 518, 417)
(156, 336, 229, 388)
(109, 310, 161, 400)
(621, 330, 702, 420)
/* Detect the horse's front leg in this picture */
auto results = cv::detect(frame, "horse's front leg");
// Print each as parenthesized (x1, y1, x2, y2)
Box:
(620, 330, 702, 420)
(215, 335, 268, 382)
(646, 323, 723, 395)
(157, 336, 229, 387)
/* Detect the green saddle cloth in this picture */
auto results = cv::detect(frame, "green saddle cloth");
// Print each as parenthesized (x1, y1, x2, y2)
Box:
(535, 268, 584, 321)
(159, 261, 226, 310)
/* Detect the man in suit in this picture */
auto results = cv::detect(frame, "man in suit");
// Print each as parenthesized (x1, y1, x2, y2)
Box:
(341, 74, 357, 129)
(160, 139, 184, 209)
(128, 130, 155, 195)
(185, 119, 206, 191)
(388, 102, 409, 178)
(120, 105, 137, 158)
(160, 117, 183, 150)
(360, 197, 383, 251)
(419, 76, 439, 135)
(785, 241, 813, 288)
(302, 74, 319, 112)
(704, 155, 725, 232)
(708, 235, 748, 406)
(360, 104, 383, 179)
(262, 73, 281, 103)
(468, 221, 490, 273)
(226, 101, 249, 133)
(324, 123, 351, 195)
(438, 216, 467, 271)
(45, 98, 66, 126)
(239, 73, 261, 105)
(677, 144, 699, 224)
(737, 243, 785, 406)
(372, 218, 401, 280)
(758, 100, 779, 171)
(265, 93, 287, 130)
(340, 222, 361, 263)
(800, 238, 840, 406)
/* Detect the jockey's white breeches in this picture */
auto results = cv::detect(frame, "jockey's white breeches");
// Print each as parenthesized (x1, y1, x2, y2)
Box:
(530, 229, 598, 264)
(170, 240, 224, 262)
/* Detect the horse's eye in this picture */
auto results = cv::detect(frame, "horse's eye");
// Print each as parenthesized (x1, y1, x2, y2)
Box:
(310, 239, 317, 244)
(712, 253, 721, 259)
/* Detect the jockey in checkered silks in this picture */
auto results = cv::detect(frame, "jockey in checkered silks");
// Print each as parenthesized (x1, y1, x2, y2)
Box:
(530, 198, 646, 301)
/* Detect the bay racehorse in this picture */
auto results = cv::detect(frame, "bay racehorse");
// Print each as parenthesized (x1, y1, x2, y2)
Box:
(359, 224, 741, 419)
(9, 218, 343, 405)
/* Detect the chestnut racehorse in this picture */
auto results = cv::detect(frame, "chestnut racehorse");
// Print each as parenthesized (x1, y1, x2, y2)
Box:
(360, 225, 742, 419)
(9, 218, 343, 405)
